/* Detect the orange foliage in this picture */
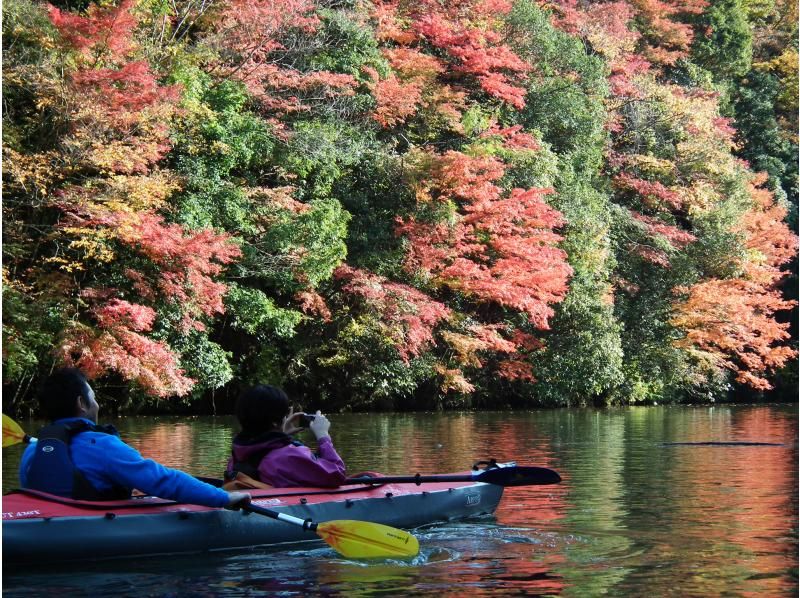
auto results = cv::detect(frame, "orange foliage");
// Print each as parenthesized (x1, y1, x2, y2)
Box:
(669, 167, 797, 392)
(671, 276, 796, 391)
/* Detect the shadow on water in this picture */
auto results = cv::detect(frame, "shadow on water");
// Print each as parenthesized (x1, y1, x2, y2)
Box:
(3, 405, 798, 596)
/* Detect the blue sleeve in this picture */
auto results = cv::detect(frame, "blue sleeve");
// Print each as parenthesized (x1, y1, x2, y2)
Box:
(93, 435, 230, 508)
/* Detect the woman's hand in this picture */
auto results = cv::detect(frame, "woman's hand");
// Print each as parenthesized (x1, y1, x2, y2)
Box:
(308, 410, 331, 440)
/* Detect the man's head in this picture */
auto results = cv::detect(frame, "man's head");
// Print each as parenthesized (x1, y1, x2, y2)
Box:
(235, 385, 290, 439)
(38, 368, 99, 422)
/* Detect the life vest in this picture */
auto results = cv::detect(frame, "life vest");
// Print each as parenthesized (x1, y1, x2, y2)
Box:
(222, 471, 274, 491)
(227, 432, 304, 482)
(25, 420, 132, 501)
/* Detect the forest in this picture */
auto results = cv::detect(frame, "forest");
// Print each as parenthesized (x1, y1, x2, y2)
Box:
(2, 0, 797, 413)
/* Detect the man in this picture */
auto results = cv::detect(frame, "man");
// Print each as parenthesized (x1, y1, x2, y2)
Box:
(19, 367, 250, 509)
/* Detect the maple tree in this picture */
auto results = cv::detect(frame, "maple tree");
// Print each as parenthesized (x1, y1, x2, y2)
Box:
(670, 174, 797, 389)
(397, 150, 572, 326)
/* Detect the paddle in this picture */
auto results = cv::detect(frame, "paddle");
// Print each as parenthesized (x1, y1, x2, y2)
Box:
(245, 504, 419, 558)
(2, 413, 420, 559)
(345, 464, 561, 487)
(3, 413, 32, 448)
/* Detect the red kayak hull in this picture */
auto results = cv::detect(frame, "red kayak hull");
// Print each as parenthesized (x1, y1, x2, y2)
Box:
(2, 477, 504, 564)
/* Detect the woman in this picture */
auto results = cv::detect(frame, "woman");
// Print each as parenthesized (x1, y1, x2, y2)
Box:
(227, 385, 346, 488)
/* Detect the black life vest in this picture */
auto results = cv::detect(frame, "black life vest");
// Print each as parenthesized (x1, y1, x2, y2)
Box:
(228, 432, 305, 482)
(25, 420, 132, 501)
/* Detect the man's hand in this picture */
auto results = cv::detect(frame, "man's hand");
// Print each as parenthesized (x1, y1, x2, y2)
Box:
(225, 491, 252, 510)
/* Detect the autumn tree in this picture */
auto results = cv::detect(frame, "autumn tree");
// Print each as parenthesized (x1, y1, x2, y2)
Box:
(3, 0, 240, 405)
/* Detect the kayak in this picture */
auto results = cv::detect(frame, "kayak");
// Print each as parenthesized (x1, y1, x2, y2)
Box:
(2, 474, 504, 564)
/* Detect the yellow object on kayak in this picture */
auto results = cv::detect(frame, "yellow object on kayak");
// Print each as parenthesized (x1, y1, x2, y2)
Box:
(316, 519, 420, 558)
(3, 413, 29, 448)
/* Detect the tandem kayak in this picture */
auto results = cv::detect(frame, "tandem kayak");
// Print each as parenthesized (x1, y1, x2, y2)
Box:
(2, 473, 504, 564)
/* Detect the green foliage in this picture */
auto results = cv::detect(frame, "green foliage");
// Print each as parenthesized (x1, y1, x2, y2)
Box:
(506, 0, 624, 405)
(1, 281, 65, 383)
(333, 149, 414, 277)
(690, 0, 753, 81)
(306, 9, 384, 78)
(733, 69, 798, 209)
(287, 313, 436, 410)
(239, 196, 350, 292)
(508, 0, 609, 164)
(225, 285, 302, 339)
(174, 332, 235, 395)
(171, 78, 275, 230)
(276, 119, 375, 200)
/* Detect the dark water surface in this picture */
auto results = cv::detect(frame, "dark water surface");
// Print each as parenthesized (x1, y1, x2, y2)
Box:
(2, 405, 797, 596)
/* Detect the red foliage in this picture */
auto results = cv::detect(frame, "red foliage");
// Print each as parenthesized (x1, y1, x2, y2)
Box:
(712, 117, 737, 141)
(551, 0, 706, 67)
(71, 61, 181, 128)
(118, 213, 241, 332)
(47, 2, 181, 175)
(295, 290, 333, 322)
(497, 358, 536, 382)
(480, 124, 541, 151)
(334, 265, 451, 362)
(631, 211, 696, 248)
(363, 67, 424, 127)
(372, 0, 530, 109)
(629, 0, 707, 65)
(48, 0, 137, 60)
(613, 172, 683, 209)
(415, 13, 530, 108)
(57, 298, 194, 398)
(671, 278, 796, 389)
(397, 151, 572, 328)
(213, 0, 357, 115)
(58, 204, 241, 333)
(608, 54, 651, 97)
(671, 175, 798, 390)
(738, 174, 799, 283)
(627, 210, 695, 267)
(92, 298, 156, 332)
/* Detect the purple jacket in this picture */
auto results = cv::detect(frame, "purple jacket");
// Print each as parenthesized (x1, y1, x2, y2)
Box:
(228, 432, 346, 488)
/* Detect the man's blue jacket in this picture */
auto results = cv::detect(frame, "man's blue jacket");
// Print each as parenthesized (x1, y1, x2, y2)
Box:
(20, 417, 229, 507)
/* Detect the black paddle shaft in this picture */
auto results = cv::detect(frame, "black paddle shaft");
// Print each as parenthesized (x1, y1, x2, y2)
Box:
(345, 466, 561, 487)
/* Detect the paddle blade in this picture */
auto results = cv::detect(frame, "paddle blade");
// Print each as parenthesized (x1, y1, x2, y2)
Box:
(2, 414, 27, 448)
(478, 466, 561, 486)
(316, 520, 419, 559)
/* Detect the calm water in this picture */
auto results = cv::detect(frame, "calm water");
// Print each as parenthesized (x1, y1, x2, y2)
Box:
(2, 405, 798, 596)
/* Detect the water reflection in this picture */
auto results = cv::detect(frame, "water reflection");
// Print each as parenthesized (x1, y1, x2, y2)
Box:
(2, 405, 797, 597)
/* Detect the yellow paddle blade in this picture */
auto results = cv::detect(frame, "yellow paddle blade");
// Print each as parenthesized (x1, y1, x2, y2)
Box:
(3, 414, 27, 448)
(316, 520, 419, 559)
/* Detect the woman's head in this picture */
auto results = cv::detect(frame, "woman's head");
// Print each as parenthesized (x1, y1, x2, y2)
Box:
(235, 385, 290, 438)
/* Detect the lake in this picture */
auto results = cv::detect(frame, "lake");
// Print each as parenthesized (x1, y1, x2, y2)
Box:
(2, 404, 797, 596)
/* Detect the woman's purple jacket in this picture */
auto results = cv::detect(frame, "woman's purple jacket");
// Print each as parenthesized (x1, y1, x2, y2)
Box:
(228, 434, 347, 488)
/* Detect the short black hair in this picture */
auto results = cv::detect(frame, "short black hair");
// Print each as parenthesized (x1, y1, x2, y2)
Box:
(38, 367, 91, 421)
(235, 385, 289, 439)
